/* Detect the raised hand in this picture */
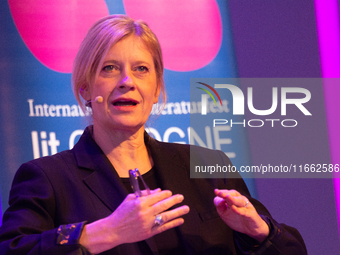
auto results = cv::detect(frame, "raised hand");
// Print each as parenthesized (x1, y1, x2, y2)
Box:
(80, 189, 190, 254)
(214, 189, 269, 243)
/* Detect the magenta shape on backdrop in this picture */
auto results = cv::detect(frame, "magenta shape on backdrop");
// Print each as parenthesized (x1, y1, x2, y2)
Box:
(314, 0, 340, 238)
(123, 0, 223, 72)
(8, 0, 109, 73)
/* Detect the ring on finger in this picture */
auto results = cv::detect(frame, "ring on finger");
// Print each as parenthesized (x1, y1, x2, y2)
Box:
(153, 214, 164, 227)
(244, 199, 249, 208)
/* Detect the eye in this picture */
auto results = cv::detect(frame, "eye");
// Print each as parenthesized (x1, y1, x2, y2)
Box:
(102, 65, 119, 72)
(136, 66, 149, 72)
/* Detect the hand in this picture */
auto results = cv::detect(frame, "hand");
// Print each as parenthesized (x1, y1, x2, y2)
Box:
(214, 189, 269, 243)
(80, 189, 190, 253)
(108, 189, 190, 244)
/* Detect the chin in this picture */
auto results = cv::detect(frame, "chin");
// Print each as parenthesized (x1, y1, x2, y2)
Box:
(110, 122, 145, 132)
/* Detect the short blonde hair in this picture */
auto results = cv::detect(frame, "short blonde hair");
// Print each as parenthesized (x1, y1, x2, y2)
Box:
(72, 14, 166, 112)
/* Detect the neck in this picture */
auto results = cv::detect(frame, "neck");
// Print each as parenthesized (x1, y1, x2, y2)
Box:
(92, 124, 152, 177)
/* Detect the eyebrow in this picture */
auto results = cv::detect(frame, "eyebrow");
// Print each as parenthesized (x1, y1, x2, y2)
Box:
(102, 60, 120, 65)
(102, 59, 152, 67)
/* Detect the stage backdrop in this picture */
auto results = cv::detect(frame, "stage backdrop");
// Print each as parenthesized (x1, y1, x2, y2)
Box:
(1, 1, 340, 254)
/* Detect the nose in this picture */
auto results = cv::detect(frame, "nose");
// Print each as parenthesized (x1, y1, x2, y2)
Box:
(118, 70, 135, 91)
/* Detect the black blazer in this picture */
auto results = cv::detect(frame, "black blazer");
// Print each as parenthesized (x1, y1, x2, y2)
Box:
(0, 126, 307, 254)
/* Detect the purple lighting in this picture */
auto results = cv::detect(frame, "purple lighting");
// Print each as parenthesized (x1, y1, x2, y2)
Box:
(314, 0, 340, 238)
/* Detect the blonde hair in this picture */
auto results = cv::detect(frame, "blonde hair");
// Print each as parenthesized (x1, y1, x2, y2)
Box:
(72, 14, 166, 112)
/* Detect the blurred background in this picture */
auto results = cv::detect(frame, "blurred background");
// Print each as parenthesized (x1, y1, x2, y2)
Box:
(1, 1, 340, 254)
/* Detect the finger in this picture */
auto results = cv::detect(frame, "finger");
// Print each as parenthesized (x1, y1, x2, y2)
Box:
(214, 189, 240, 198)
(225, 195, 250, 208)
(214, 196, 226, 207)
(143, 190, 173, 207)
(124, 193, 138, 201)
(150, 188, 162, 194)
(214, 196, 228, 212)
(151, 194, 185, 215)
(159, 205, 190, 224)
(140, 188, 161, 197)
(153, 217, 185, 234)
(214, 189, 250, 208)
(151, 205, 189, 230)
(150, 206, 189, 234)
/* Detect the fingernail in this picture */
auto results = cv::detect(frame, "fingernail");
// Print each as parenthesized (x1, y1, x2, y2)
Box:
(184, 205, 190, 213)
(165, 190, 172, 197)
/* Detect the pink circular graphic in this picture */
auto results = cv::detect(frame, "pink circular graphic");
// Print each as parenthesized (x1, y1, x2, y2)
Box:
(8, 0, 109, 73)
(123, 0, 223, 72)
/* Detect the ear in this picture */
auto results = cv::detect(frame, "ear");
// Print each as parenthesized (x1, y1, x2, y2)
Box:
(80, 83, 91, 101)
(153, 82, 161, 104)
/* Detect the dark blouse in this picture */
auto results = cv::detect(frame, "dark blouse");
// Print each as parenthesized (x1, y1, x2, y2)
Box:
(121, 168, 187, 255)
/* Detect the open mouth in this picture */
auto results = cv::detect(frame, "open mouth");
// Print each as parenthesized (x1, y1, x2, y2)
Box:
(113, 100, 138, 106)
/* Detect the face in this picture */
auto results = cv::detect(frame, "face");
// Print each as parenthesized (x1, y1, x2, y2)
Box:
(81, 35, 160, 133)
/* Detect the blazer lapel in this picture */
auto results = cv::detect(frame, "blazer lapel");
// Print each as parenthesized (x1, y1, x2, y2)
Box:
(147, 134, 195, 198)
(73, 127, 128, 212)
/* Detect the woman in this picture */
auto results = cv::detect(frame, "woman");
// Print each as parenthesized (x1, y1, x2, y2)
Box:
(0, 15, 306, 254)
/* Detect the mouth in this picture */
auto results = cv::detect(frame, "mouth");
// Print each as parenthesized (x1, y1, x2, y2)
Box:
(112, 99, 138, 106)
